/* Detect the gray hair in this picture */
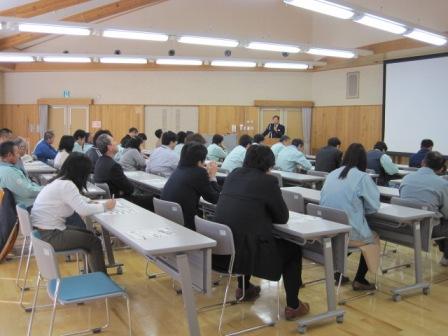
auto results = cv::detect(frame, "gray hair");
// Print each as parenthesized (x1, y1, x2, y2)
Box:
(96, 134, 112, 154)
(13, 137, 27, 148)
(44, 130, 55, 141)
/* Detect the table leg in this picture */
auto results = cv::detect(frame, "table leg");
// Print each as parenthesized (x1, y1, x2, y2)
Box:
(102, 229, 124, 274)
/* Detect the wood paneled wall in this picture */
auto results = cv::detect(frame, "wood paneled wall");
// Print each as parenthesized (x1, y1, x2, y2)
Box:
(198, 106, 259, 138)
(311, 105, 382, 154)
(0, 104, 40, 150)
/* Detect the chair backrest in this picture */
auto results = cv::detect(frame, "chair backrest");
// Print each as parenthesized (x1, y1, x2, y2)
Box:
(16, 205, 33, 237)
(195, 216, 234, 256)
(306, 203, 349, 225)
(307, 170, 329, 177)
(281, 189, 305, 213)
(153, 198, 185, 226)
(30, 231, 60, 280)
(390, 197, 430, 211)
(95, 183, 111, 198)
(269, 171, 283, 188)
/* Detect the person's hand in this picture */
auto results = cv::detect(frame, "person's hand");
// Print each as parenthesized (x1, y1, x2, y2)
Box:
(105, 199, 116, 210)
(207, 161, 218, 178)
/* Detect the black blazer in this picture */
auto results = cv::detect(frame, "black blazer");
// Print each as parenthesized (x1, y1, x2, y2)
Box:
(315, 146, 342, 173)
(161, 166, 220, 230)
(214, 167, 289, 281)
(262, 123, 285, 138)
(94, 155, 134, 197)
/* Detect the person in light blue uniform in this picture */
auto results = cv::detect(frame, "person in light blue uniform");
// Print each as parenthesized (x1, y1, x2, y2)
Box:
(174, 131, 187, 157)
(400, 151, 448, 266)
(271, 135, 290, 161)
(321, 143, 380, 291)
(207, 134, 227, 162)
(72, 129, 87, 153)
(276, 138, 312, 172)
(221, 134, 252, 173)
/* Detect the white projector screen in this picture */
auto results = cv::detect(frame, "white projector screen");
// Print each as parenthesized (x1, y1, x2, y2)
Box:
(383, 54, 448, 154)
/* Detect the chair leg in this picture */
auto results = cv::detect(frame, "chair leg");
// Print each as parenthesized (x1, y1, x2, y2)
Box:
(16, 235, 28, 288)
(20, 240, 33, 310)
(26, 275, 41, 336)
(218, 274, 233, 333)
(48, 285, 60, 336)
(125, 295, 132, 336)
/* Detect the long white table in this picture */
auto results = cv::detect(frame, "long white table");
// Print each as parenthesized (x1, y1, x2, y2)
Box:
(38, 173, 107, 198)
(23, 160, 57, 174)
(274, 212, 350, 333)
(396, 164, 418, 171)
(91, 199, 216, 336)
(280, 186, 436, 301)
(124, 171, 167, 195)
(271, 170, 325, 188)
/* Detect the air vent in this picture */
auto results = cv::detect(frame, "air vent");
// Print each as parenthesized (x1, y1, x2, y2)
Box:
(346, 71, 360, 99)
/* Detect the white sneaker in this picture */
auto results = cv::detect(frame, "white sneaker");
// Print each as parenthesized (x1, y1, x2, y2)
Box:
(439, 257, 448, 266)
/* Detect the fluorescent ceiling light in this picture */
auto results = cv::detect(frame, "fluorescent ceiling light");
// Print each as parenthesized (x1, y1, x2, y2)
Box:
(307, 47, 355, 58)
(264, 62, 309, 70)
(178, 36, 239, 48)
(404, 29, 447, 46)
(156, 58, 202, 66)
(99, 57, 147, 64)
(102, 29, 168, 41)
(18, 23, 90, 36)
(354, 14, 406, 34)
(247, 42, 300, 53)
(211, 60, 257, 68)
(0, 54, 34, 62)
(284, 0, 354, 20)
(43, 56, 91, 63)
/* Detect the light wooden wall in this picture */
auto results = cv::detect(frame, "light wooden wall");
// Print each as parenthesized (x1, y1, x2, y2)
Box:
(311, 105, 382, 154)
(198, 106, 259, 138)
(0, 104, 40, 150)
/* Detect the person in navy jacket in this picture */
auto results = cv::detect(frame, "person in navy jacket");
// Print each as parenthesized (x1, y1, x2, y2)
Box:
(34, 130, 57, 163)
(262, 115, 285, 138)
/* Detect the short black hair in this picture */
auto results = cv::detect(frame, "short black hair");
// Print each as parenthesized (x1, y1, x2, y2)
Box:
(328, 137, 341, 147)
(292, 138, 304, 147)
(339, 143, 367, 179)
(176, 131, 187, 144)
(58, 135, 75, 152)
(212, 134, 224, 145)
(239, 134, 253, 147)
(185, 133, 206, 145)
(179, 142, 207, 167)
(374, 141, 388, 151)
(0, 141, 15, 157)
(279, 135, 290, 143)
(57, 152, 92, 192)
(161, 131, 177, 146)
(126, 136, 143, 151)
(73, 129, 87, 140)
(155, 129, 163, 139)
(93, 129, 112, 147)
(423, 151, 446, 171)
(129, 127, 138, 133)
(421, 139, 434, 149)
(243, 145, 275, 173)
(0, 128, 12, 138)
(137, 133, 147, 141)
(253, 134, 265, 144)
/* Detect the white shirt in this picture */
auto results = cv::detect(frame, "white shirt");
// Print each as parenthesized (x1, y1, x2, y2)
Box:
(146, 145, 179, 176)
(31, 179, 105, 231)
(53, 150, 70, 169)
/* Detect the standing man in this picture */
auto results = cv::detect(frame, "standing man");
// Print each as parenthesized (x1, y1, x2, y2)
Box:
(262, 115, 285, 139)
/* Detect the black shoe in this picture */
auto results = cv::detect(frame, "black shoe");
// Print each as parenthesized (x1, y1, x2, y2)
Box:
(334, 272, 350, 285)
(352, 280, 376, 291)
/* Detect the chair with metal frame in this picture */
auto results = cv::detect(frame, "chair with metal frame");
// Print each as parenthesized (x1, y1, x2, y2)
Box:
(27, 231, 132, 336)
(269, 171, 283, 188)
(281, 189, 305, 214)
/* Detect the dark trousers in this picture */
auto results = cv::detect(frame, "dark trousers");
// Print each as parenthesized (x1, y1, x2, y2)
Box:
(37, 225, 106, 273)
(126, 194, 154, 212)
(433, 221, 448, 258)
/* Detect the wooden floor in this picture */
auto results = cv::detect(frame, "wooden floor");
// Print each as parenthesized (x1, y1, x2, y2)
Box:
(1, 242, 448, 336)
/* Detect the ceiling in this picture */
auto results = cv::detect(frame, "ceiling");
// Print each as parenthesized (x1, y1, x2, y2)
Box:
(0, 0, 447, 69)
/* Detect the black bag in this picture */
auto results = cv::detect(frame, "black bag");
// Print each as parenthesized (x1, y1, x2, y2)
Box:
(0, 188, 18, 261)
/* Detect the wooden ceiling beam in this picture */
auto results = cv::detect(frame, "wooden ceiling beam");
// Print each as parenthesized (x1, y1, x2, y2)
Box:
(0, 0, 167, 50)
(0, 0, 89, 18)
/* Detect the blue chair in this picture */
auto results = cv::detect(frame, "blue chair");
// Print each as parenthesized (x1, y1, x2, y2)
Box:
(27, 231, 132, 336)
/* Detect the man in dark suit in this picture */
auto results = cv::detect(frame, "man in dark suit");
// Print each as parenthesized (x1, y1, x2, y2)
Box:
(315, 137, 343, 173)
(161, 142, 221, 230)
(262, 115, 285, 138)
(94, 133, 153, 211)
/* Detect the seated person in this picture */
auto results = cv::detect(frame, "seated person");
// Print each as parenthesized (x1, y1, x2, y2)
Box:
(367, 141, 399, 186)
(315, 137, 342, 173)
(252, 133, 265, 145)
(72, 129, 87, 153)
(185, 132, 206, 145)
(174, 131, 187, 156)
(410, 139, 434, 168)
(119, 127, 139, 153)
(119, 136, 146, 171)
(146, 131, 179, 176)
(0, 141, 42, 209)
(54, 135, 75, 170)
(400, 151, 448, 266)
(86, 129, 112, 172)
(221, 134, 252, 173)
(83, 132, 93, 153)
(34, 130, 57, 163)
(161, 142, 221, 230)
(207, 134, 227, 162)
(321, 143, 381, 291)
(0, 128, 13, 144)
(13, 137, 33, 177)
(31, 153, 115, 274)
(271, 135, 290, 161)
(214, 145, 309, 320)
(154, 129, 163, 148)
(94, 134, 154, 211)
(276, 138, 312, 172)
